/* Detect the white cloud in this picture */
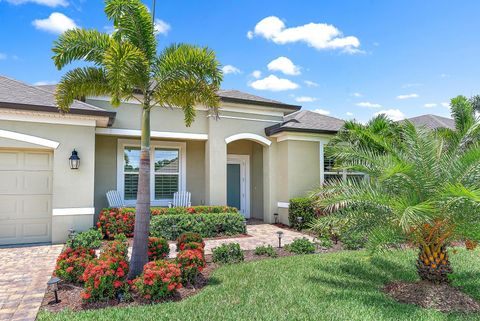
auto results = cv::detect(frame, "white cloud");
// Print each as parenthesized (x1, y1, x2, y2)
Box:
(402, 83, 423, 88)
(441, 102, 450, 108)
(351, 92, 362, 97)
(356, 101, 382, 108)
(0, 53, 6, 60)
(247, 16, 361, 53)
(396, 93, 419, 100)
(249, 75, 299, 91)
(32, 80, 56, 86)
(440, 73, 449, 78)
(32, 12, 77, 34)
(251, 70, 262, 79)
(424, 103, 437, 108)
(312, 108, 330, 115)
(304, 80, 319, 87)
(374, 109, 405, 121)
(346, 112, 354, 116)
(295, 96, 317, 103)
(222, 65, 241, 75)
(154, 19, 170, 35)
(5, 0, 67, 7)
(267, 56, 301, 75)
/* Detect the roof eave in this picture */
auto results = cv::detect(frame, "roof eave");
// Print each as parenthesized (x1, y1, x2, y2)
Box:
(220, 96, 301, 111)
(265, 126, 339, 136)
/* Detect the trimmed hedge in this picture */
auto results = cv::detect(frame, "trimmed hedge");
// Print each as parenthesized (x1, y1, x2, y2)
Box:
(288, 197, 316, 230)
(150, 212, 246, 240)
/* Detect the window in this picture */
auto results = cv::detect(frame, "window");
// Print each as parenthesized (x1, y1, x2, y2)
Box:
(117, 140, 186, 206)
(322, 155, 366, 185)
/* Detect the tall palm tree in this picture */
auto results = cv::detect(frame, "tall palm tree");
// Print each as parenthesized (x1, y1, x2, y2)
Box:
(312, 122, 480, 284)
(52, 0, 223, 278)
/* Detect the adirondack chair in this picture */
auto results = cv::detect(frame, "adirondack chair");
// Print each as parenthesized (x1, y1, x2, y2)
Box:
(169, 191, 192, 208)
(106, 190, 125, 208)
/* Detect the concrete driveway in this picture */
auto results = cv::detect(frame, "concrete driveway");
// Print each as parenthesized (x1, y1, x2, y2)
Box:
(0, 244, 63, 321)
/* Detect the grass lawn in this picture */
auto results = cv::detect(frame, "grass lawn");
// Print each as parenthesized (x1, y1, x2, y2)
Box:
(38, 248, 480, 321)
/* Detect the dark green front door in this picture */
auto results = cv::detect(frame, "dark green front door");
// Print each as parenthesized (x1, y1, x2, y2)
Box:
(227, 163, 241, 211)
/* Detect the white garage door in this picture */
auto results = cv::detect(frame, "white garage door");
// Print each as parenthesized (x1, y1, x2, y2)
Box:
(0, 150, 53, 245)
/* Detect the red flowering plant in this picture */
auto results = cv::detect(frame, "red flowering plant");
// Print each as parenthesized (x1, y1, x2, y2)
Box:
(147, 237, 170, 261)
(81, 256, 129, 302)
(176, 232, 205, 251)
(176, 249, 206, 285)
(54, 247, 96, 283)
(179, 241, 205, 252)
(97, 208, 135, 238)
(100, 234, 129, 260)
(133, 260, 182, 300)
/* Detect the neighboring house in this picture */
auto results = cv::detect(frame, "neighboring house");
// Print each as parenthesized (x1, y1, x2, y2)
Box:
(0, 75, 455, 245)
(401, 114, 456, 130)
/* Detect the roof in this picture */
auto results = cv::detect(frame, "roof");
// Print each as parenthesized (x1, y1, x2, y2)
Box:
(217, 90, 301, 111)
(403, 114, 455, 130)
(0, 75, 115, 123)
(265, 110, 345, 136)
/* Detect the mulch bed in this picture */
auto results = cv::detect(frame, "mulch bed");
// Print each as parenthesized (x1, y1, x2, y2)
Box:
(383, 281, 480, 313)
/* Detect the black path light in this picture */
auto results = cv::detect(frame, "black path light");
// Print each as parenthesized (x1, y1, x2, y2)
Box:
(47, 277, 61, 304)
(69, 149, 80, 169)
(273, 213, 279, 224)
(243, 218, 248, 233)
(276, 231, 284, 248)
(296, 216, 304, 230)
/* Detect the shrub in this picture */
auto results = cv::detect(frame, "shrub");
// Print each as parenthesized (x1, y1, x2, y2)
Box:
(151, 206, 238, 215)
(176, 249, 206, 285)
(148, 237, 170, 261)
(284, 238, 316, 254)
(66, 228, 103, 250)
(254, 245, 278, 258)
(55, 247, 96, 283)
(176, 232, 204, 251)
(340, 231, 367, 250)
(100, 234, 129, 260)
(97, 208, 135, 238)
(212, 243, 244, 264)
(133, 260, 182, 300)
(151, 212, 245, 240)
(180, 242, 205, 252)
(316, 237, 334, 249)
(288, 197, 317, 230)
(81, 256, 129, 302)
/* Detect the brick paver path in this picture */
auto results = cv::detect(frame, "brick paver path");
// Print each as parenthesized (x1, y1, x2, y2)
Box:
(0, 245, 63, 321)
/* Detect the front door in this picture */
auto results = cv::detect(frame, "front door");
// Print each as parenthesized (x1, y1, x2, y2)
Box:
(226, 155, 250, 218)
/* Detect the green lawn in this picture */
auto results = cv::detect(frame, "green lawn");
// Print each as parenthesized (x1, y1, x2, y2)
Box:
(38, 249, 480, 321)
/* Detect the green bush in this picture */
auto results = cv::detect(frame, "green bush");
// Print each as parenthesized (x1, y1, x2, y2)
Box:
(176, 232, 204, 251)
(284, 238, 316, 254)
(150, 212, 246, 240)
(288, 197, 316, 230)
(254, 245, 277, 258)
(340, 231, 367, 250)
(66, 228, 103, 250)
(316, 237, 333, 249)
(212, 243, 244, 264)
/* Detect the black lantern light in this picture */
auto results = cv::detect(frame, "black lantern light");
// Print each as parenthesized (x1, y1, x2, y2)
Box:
(47, 277, 61, 304)
(69, 149, 80, 169)
(273, 213, 279, 224)
(296, 216, 304, 230)
(243, 218, 248, 233)
(276, 231, 284, 248)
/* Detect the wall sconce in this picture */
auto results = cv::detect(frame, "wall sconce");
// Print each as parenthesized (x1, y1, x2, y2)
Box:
(69, 149, 80, 169)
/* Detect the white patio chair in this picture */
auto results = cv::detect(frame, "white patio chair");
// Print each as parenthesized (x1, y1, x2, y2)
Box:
(169, 191, 191, 208)
(106, 190, 125, 208)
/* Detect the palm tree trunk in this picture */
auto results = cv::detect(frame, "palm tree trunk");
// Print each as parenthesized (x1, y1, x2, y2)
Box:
(416, 244, 452, 284)
(128, 106, 151, 279)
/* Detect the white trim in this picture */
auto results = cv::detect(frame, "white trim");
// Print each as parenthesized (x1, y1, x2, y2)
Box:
(52, 207, 95, 216)
(277, 202, 289, 208)
(96, 128, 208, 141)
(0, 129, 60, 149)
(273, 132, 333, 143)
(211, 115, 282, 123)
(225, 133, 272, 146)
(0, 108, 106, 127)
(117, 139, 187, 207)
(227, 154, 250, 218)
(319, 141, 325, 185)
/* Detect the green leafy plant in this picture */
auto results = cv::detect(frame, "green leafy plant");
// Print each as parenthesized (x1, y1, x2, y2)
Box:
(66, 228, 103, 250)
(176, 232, 204, 251)
(176, 249, 206, 285)
(254, 245, 278, 257)
(147, 237, 170, 261)
(212, 243, 244, 264)
(316, 237, 334, 249)
(288, 197, 317, 230)
(284, 238, 316, 254)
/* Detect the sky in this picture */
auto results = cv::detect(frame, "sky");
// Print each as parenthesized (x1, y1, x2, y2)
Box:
(1, 0, 480, 122)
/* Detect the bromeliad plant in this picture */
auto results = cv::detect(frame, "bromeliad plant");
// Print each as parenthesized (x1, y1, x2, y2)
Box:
(312, 122, 480, 284)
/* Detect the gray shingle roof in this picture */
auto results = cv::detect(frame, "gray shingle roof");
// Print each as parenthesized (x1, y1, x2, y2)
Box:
(217, 90, 300, 110)
(0, 75, 115, 120)
(265, 110, 345, 136)
(403, 114, 455, 130)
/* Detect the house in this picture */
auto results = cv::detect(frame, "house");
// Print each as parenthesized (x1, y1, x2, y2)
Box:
(0, 75, 456, 245)
(402, 114, 455, 130)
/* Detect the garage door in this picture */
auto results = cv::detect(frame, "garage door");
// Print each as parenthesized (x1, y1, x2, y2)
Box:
(0, 150, 53, 245)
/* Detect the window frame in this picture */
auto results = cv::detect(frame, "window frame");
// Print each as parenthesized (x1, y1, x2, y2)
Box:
(319, 141, 366, 185)
(117, 139, 186, 207)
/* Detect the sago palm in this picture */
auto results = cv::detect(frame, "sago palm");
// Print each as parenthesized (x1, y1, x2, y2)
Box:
(312, 122, 480, 284)
(52, 0, 223, 278)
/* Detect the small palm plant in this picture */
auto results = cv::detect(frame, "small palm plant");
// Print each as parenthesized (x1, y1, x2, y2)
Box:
(52, 0, 222, 278)
(312, 122, 480, 284)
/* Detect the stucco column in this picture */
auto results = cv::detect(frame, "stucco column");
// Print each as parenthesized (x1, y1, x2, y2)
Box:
(262, 141, 276, 223)
(205, 121, 227, 205)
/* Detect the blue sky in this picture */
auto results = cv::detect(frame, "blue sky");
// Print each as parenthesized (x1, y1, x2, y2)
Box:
(1, 0, 480, 122)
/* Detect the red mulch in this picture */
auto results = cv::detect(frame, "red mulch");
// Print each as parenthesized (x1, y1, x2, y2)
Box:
(383, 281, 480, 313)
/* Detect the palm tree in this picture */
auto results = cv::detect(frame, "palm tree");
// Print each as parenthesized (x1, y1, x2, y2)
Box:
(52, 0, 223, 278)
(312, 122, 480, 284)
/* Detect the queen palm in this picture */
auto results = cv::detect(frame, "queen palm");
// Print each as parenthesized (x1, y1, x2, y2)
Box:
(312, 122, 480, 283)
(52, 0, 222, 278)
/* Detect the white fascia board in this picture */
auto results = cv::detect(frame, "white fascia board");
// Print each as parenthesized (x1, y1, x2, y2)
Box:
(96, 128, 208, 140)
(0, 129, 60, 149)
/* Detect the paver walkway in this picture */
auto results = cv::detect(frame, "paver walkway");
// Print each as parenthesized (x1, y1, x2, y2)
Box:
(0, 245, 63, 321)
